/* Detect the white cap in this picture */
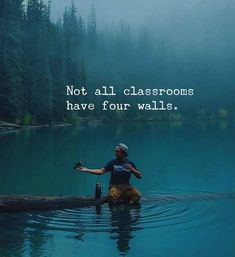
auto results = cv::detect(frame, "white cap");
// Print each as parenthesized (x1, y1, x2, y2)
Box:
(115, 143, 128, 155)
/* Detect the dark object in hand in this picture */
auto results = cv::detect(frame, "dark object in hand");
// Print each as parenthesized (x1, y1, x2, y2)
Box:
(73, 161, 82, 169)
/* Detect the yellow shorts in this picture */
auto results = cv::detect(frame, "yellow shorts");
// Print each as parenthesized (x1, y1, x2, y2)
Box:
(108, 185, 141, 203)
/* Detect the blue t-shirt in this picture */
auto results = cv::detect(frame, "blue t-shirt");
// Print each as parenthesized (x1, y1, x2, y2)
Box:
(104, 158, 137, 185)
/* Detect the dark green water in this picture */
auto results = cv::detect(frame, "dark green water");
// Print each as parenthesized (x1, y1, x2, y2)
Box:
(0, 121, 235, 257)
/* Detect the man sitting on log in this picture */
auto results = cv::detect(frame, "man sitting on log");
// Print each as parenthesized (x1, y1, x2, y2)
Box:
(77, 143, 142, 204)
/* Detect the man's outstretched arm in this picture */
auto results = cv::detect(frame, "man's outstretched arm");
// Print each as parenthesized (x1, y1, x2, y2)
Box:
(77, 167, 106, 175)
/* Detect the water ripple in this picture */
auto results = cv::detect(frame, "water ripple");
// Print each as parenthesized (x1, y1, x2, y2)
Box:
(25, 191, 235, 235)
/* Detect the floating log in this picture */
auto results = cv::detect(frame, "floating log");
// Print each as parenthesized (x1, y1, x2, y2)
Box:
(1, 192, 234, 213)
(0, 195, 107, 212)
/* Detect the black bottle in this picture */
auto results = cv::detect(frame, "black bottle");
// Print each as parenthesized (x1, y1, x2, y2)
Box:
(95, 183, 102, 198)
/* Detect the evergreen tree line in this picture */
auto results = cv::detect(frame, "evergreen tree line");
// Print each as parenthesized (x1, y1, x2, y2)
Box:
(0, 0, 234, 124)
(0, 0, 89, 124)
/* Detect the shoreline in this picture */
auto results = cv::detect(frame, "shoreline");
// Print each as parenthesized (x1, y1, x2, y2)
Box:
(0, 121, 72, 131)
(0, 117, 233, 131)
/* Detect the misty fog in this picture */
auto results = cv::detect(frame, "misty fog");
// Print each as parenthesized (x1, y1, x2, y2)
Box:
(1, 0, 235, 123)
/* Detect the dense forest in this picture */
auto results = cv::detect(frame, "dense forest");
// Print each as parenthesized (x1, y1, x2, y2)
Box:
(0, 0, 234, 124)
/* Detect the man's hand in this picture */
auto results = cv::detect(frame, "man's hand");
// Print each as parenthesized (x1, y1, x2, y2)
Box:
(126, 164, 134, 172)
(77, 167, 88, 172)
(126, 164, 142, 178)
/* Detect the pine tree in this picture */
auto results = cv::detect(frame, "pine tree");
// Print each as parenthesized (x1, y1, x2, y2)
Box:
(0, 0, 24, 122)
(22, 0, 53, 123)
(62, 3, 80, 84)
(87, 3, 97, 48)
(50, 20, 67, 122)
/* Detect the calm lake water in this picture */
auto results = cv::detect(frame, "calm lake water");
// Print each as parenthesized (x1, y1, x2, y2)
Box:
(0, 120, 235, 257)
